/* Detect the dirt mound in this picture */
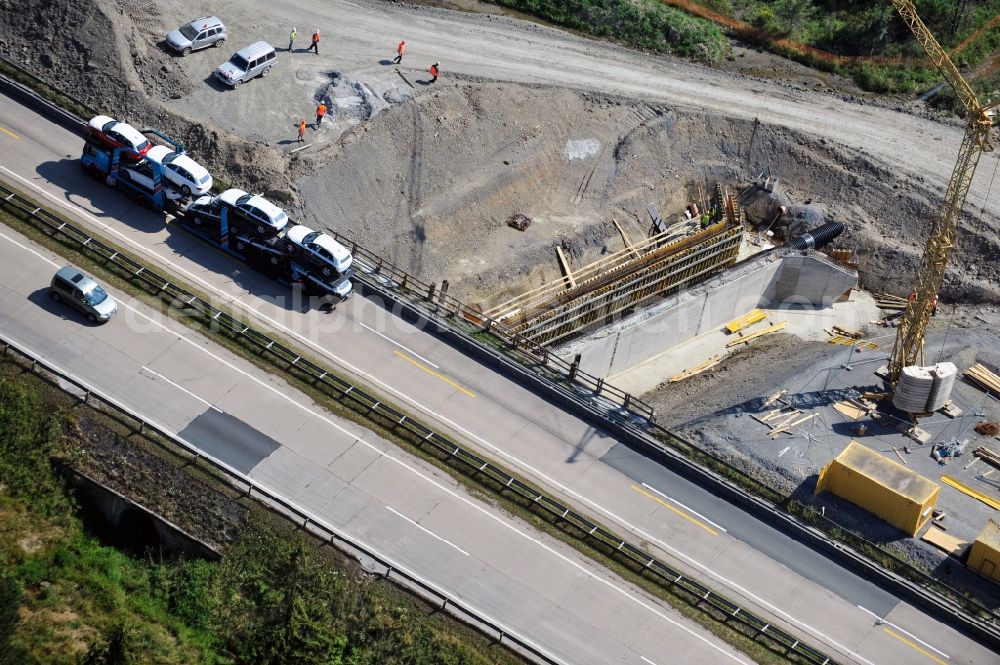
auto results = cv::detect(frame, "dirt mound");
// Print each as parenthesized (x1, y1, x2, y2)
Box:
(297, 81, 1000, 305)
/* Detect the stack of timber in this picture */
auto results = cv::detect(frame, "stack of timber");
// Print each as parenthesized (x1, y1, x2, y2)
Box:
(727, 321, 787, 347)
(965, 364, 1000, 397)
(975, 447, 1000, 471)
(876, 293, 909, 310)
(725, 309, 765, 334)
(670, 355, 721, 382)
(752, 406, 816, 437)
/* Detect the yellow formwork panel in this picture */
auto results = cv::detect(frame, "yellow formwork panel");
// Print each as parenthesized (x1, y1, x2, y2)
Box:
(726, 309, 766, 334)
(815, 441, 940, 537)
(968, 520, 1000, 582)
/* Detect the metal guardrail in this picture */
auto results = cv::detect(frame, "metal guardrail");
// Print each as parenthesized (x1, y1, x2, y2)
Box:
(329, 231, 658, 419)
(0, 181, 842, 665)
(0, 335, 563, 665)
(2, 57, 997, 652)
(0, 53, 655, 420)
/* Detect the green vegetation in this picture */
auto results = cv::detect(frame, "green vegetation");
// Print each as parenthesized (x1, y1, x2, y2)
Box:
(479, 0, 1000, 102)
(0, 57, 95, 120)
(710, 1, 1000, 99)
(489, 0, 730, 60)
(0, 365, 526, 664)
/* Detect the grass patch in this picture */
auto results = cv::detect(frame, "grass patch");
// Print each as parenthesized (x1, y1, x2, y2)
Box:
(0, 357, 530, 665)
(488, 0, 730, 60)
(0, 57, 94, 120)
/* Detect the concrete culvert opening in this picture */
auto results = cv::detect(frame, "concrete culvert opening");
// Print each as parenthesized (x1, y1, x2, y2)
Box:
(116, 507, 162, 556)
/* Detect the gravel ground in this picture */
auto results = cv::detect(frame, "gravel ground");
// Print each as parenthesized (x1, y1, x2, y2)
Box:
(642, 305, 1000, 606)
(70, 412, 249, 551)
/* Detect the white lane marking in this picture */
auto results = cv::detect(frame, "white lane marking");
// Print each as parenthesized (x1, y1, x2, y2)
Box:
(0, 173, 876, 664)
(0, 229, 748, 664)
(141, 365, 222, 412)
(358, 321, 439, 368)
(386, 506, 469, 556)
(856, 606, 950, 659)
(640, 657, 658, 665)
(2, 344, 567, 665)
(362, 394, 880, 665)
(641, 482, 727, 533)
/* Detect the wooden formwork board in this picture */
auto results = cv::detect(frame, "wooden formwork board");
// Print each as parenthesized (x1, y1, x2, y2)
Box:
(490, 219, 741, 326)
(513, 226, 743, 345)
(726, 309, 766, 334)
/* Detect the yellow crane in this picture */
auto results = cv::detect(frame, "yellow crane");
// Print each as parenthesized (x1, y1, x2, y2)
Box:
(887, 0, 997, 383)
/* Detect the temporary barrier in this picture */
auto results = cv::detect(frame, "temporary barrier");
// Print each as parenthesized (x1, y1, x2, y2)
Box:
(815, 441, 939, 537)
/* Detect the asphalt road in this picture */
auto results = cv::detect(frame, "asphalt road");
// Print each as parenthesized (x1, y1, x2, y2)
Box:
(1, 94, 998, 664)
(0, 222, 750, 665)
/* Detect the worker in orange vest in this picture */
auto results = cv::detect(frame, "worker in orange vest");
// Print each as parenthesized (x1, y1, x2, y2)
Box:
(315, 103, 327, 128)
(908, 291, 938, 316)
(309, 29, 320, 54)
(297, 118, 307, 142)
(429, 62, 439, 83)
(394, 39, 406, 64)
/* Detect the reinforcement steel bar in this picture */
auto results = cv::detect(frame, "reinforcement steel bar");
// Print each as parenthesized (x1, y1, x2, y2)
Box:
(499, 219, 740, 328)
(512, 225, 742, 345)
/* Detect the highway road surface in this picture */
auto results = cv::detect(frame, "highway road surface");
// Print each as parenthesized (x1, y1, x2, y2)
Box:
(1, 94, 998, 664)
(0, 221, 753, 665)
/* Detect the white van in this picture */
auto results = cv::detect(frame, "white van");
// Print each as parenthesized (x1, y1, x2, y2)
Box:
(215, 41, 277, 87)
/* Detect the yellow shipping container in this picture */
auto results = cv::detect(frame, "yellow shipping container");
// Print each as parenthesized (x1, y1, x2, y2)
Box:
(815, 441, 939, 537)
(967, 520, 1000, 582)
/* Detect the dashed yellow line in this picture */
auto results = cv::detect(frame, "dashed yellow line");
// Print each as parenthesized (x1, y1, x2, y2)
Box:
(882, 627, 948, 665)
(630, 484, 718, 536)
(0, 126, 20, 140)
(394, 350, 475, 398)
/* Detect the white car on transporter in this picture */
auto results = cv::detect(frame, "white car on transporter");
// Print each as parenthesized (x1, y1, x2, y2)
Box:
(284, 225, 354, 280)
(145, 146, 213, 196)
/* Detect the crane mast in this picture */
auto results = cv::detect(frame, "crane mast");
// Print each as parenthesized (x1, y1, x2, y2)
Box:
(886, 0, 995, 383)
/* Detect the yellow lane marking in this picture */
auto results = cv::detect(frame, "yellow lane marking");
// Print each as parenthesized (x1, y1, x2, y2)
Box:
(0, 126, 20, 140)
(394, 350, 475, 398)
(630, 484, 718, 536)
(882, 627, 948, 665)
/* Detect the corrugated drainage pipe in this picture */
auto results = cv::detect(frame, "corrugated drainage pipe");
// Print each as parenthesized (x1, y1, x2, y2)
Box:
(786, 221, 845, 251)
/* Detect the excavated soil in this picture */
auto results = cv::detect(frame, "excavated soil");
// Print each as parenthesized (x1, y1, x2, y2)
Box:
(3, 0, 999, 308)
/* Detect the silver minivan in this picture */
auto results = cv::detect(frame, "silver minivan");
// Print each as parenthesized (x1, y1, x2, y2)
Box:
(215, 42, 276, 88)
(166, 16, 227, 55)
(49, 266, 118, 323)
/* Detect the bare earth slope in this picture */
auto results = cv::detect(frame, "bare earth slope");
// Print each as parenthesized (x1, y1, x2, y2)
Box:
(2, 0, 998, 304)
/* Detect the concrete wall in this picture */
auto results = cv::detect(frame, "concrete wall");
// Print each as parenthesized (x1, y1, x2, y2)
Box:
(765, 253, 857, 306)
(563, 251, 857, 378)
(68, 470, 221, 559)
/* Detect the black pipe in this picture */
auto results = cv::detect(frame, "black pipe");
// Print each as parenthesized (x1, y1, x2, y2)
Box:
(786, 221, 845, 251)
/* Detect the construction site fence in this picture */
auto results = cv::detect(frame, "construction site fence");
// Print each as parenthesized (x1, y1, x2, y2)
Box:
(0, 181, 842, 665)
(3, 62, 998, 651)
(0, 335, 563, 665)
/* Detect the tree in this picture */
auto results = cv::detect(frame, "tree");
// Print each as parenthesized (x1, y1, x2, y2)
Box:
(773, 0, 817, 38)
